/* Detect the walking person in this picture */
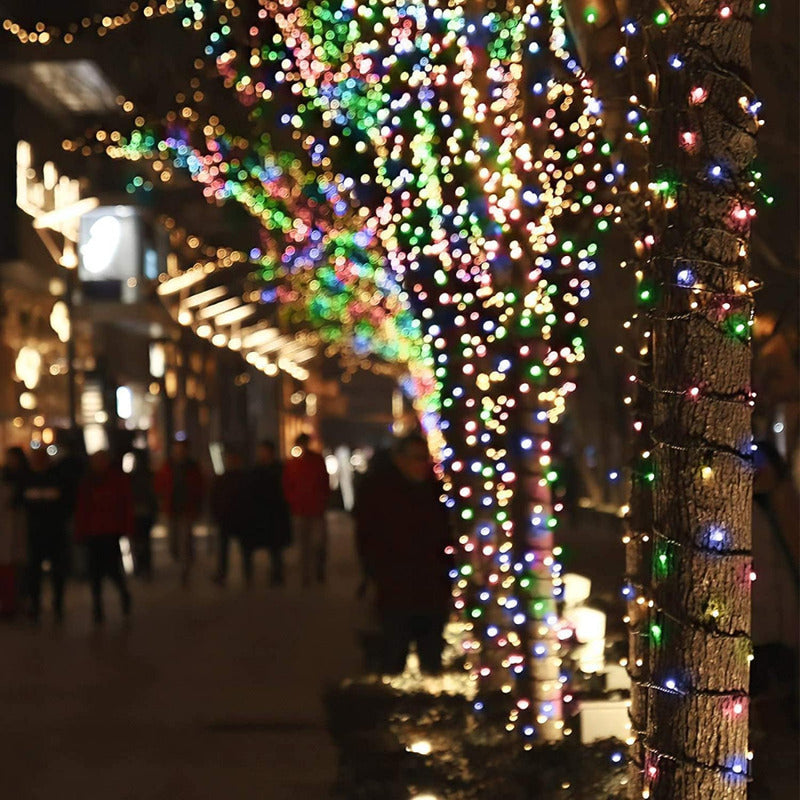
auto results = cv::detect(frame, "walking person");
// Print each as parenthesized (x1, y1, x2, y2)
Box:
(0, 447, 29, 618)
(155, 440, 204, 587)
(74, 451, 133, 625)
(748, 440, 800, 796)
(24, 448, 71, 624)
(249, 440, 292, 586)
(130, 450, 158, 580)
(751, 441, 799, 713)
(282, 433, 330, 586)
(211, 448, 253, 587)
(354, 433, 453, 675)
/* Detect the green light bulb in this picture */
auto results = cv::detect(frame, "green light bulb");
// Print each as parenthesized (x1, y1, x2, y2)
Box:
(651, 623, 662, 644)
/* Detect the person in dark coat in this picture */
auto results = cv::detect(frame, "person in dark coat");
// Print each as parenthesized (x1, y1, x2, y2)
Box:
(74, 451, 134, 624)
(0, 447, 29, 617)
(130, 450, 158, 580)
(155, 440, 204, 587)
(751, 442, 799, 708)
(354, 433, 453, 675)
(211, 449, 254, 586)
(249, 440, 292, 586)
(24, 448, 71, 624)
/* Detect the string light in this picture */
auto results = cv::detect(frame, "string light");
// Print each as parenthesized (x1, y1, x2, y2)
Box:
(1, 0, 213, 46)
(611, 0, 759, 794)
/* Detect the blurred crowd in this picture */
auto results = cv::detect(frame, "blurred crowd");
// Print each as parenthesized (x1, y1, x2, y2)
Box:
(0, 432, 332, 626)
(0, 430, 795, 695)
(0, 429, 458, 675)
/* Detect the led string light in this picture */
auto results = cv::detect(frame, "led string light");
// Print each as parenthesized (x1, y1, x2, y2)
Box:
(236, 0, 506, 680)
(609, 0, 760, 796)
(72, 126, 426, 371)
(65, 78, 432, 383)
(240, 0, 620, 734)
(60, 11, 434, 385)
(605, 41, 761, 799)
(638, 743, 753, 792)
(1, 0, 219, 46)
(153, 215, 431, 382)
(583, 4, 669, 791)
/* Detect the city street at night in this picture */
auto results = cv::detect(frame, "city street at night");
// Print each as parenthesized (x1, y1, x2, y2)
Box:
(0, 1, 797, 799)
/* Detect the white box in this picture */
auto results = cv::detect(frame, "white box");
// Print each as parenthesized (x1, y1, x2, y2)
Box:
(578, 698, 630, 744)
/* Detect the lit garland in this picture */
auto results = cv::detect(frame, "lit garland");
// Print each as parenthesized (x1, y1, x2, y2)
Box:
(62, 41, 435, 386)
(587, 0, 761, 796)
(237, 0, 622, 741)
(151, 214, 432, 384)
(0, 0, 220, 46)
(250, 0, 521, 702)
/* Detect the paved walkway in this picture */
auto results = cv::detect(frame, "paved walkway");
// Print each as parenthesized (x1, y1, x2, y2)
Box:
(0, 512, 365, 800)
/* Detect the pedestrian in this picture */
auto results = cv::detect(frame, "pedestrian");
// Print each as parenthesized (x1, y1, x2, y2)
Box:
(130, 450, 158, 580)
(155, 439, 204, 587)
(211, 448, 253, 587)
(74, 451, 133, 625)
(249, 440, 292, 586)
(354, 433, 453, 675)
(24, 448, 70, 624)
(282, 433, 330, 586)
(751, 441, 799, 712)
(0, 447, 29, 618)
(353, 444, 392, 599)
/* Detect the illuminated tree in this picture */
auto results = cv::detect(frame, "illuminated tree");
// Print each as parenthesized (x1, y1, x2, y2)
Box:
(168, 0, 625, 739)
(565, 0, 759, 796)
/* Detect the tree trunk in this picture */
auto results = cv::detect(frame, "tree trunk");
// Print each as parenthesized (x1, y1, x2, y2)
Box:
(639, 1, 757, 797)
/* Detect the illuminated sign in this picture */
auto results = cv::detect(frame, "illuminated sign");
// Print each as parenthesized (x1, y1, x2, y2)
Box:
(78, 205, 140, 284)
(80, 215, 122, 275)
(16, 140, 99, 267)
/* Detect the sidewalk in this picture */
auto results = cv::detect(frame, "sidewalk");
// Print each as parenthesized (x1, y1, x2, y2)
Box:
(0, 512, 364, 800)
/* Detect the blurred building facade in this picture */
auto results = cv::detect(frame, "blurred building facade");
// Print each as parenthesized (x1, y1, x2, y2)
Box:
(0, 87, 289, 469)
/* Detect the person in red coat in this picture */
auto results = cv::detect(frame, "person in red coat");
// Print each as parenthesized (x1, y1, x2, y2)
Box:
(282, 433, 330, 586)
(354, 433, 453, 675)
(154, 439, 204, 587)
(74, 451, 133, 624)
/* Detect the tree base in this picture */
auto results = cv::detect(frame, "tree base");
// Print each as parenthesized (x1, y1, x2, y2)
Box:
(325, 677, 629, 799)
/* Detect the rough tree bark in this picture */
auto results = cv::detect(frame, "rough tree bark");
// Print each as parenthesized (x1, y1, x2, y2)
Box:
(642, 0, 757, 797)
(564, 0, 757, 795)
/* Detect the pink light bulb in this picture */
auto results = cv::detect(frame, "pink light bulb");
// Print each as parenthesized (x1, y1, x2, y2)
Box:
(680, 131, 698, 151)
